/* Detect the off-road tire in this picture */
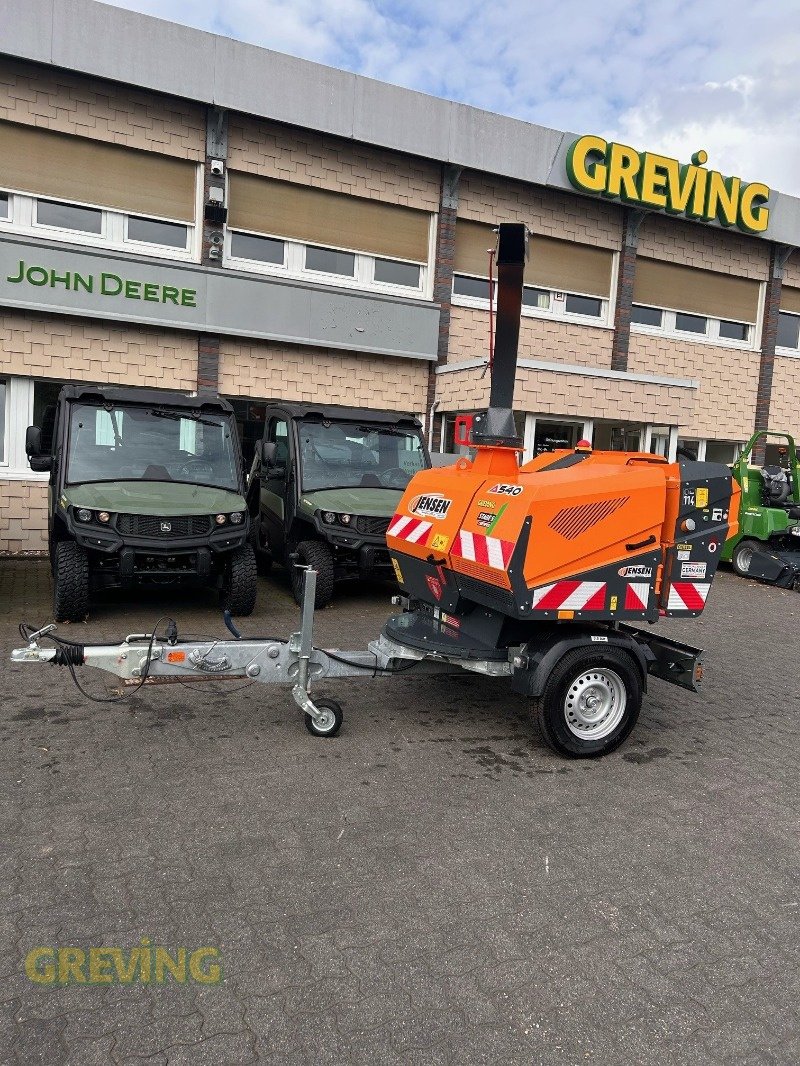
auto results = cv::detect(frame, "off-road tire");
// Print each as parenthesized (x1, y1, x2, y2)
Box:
(290, 540, 335, 608)
(222, 543, 258, 616)
(731, 538, 762, 578)
(52, 540, 90, 623)
(532, 646, 642, 759)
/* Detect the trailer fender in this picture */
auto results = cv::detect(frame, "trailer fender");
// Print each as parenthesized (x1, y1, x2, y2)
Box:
(511, 627, 651, 699)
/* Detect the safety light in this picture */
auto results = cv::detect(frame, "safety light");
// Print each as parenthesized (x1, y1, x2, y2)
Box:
(229, 512, 244, 525)
(97, 511, 111, 524)
(75, 508, 92, 522)
(215, 513, 227, 525)
(322, 511, 336, 524)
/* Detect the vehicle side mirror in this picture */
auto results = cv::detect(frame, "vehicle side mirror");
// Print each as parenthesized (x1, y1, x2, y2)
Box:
(261, 440, 277, 466)
(26, 426, 42, 457)
(29, 454, 53, 473)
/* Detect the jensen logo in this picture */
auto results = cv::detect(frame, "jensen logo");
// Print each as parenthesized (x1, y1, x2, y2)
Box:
(160, 521, 172, 533)
(409, 494, 452, 519)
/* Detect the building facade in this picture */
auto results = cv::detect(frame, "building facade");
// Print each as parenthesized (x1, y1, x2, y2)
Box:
(2, 0, 800, 550)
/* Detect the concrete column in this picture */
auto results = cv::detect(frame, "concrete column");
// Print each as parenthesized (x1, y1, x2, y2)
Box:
(425, 164, 461, 441)
(753, 244, 792, 459)
(611, 208, 646, 373)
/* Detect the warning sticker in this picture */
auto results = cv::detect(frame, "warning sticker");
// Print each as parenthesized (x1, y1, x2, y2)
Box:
(431, 533, 450, 552)
(695, 487, 709, 508)
(391, 557, 404, 584)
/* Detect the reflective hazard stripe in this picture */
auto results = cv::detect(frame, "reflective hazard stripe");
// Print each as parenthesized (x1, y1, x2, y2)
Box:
(453, 530, 514, 570)
(624, 582, 650, 611)
(386, 513, 432, 546)
(667, 582, 710, 611)
(532, 581, 607, 611)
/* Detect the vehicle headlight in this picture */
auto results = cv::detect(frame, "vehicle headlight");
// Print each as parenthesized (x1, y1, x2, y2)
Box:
(322, 511, 336, 524)
(215, 513, 227, 525)
(97, 511, 111, 524)
(339, 513, 352, 525)
(229, 512, 244, 525)
(791, 525, 800, 538)
(75, 508, 92, 522)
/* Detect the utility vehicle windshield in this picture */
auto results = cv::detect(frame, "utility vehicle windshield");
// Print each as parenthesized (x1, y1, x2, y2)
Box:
(66, 403, 240, 490)
(299, 420, 427, 491)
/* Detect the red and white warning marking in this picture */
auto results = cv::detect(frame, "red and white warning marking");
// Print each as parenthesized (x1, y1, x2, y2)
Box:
(624, 582, 650, 611)
(452, 530, 514, 570)
(386, 513, 432, 546)
(531, 581, 607, 611)
(667, 581, 710, 611)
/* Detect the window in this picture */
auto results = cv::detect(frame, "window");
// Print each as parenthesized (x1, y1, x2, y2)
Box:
(453, 274, 492, 301)
(373, 258, 421, 288)
(777, 312, 800, 350)
(305, 246, 356, 277)
(230, 231, 285, 265)
(706, 440, 742, 465)
(0, 192, 8, 220)
(675, 312, 708, 335)
(718, 319, 749, 342)
(522, 287, 549, 310)
(631, 304, 663, 327)
(36, 198, 103, 234)
(126, 215, 188, 250)
(565, 294, 602, 317)
(0, 378, 6, 463)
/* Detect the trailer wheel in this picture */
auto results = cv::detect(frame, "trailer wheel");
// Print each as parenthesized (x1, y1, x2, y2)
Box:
(304, 698, 343, 737)
(290, 541, 335, 608)
(533, 646, 642, 758)
(53, 541, 90, 623)
(731, 538, 762, 577)
(221, 543, 258, 616)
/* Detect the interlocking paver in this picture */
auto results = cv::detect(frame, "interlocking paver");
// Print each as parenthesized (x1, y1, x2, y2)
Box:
(1, 559, 799, 1062)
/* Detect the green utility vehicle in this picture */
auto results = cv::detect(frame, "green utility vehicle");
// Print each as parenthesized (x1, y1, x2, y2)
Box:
(722, 430, 800, 587)
(27, 385, 257, 622)
(249, 403, 430, 607)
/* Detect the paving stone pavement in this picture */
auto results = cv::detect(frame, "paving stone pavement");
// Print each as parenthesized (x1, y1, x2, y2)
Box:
(1, 559, 799, 1064)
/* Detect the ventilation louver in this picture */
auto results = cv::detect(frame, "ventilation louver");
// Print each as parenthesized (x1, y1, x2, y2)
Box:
(549, 497, 629, 540)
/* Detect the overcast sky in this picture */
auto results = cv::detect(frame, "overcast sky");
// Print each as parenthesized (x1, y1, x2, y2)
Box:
(105, 0, 800, 195)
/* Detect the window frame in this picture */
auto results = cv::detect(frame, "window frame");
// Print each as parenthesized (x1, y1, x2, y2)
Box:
(776, 309, 800, 357)
(0, 181, 200, 262)
(631, 302, 756, 350)
(451, 272, 612, 327)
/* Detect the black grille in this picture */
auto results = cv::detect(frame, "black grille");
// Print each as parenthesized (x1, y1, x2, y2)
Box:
(116, 514, 212, 537)
(355, 516, 391, 537)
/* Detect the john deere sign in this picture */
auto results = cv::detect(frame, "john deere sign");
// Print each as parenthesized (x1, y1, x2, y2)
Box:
(566, 135, 771, 234)
(6, 259, 198, 306)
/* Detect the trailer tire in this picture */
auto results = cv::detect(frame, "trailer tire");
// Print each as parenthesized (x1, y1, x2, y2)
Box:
(304, 698, 343, 737)
(532, 646, 642, 758)
(221, 544, 258, 616)
(731, 538, 762, 577)
(290, 540, 335, 608)
(53, 541, 90, 623)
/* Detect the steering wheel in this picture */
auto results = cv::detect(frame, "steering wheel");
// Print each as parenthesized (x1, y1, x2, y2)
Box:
(178, 459, 215, 479)
(379, 466, 410, 489)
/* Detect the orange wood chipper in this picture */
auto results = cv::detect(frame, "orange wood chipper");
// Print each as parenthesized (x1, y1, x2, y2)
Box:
(12, 223, 739, 757)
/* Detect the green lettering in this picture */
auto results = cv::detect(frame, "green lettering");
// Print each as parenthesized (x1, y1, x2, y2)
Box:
(143, 282, 159, 302)
(50, 270, 71, 289)
(73, 272, 93, 293)
(155, 947, 187, 983)
(26, 266, 49, 287)
(101, 273, 123, 296)
(7, 259, 24, 283)
(124, 280, 141, 300)
(161, 285, 179, 305)
(180, 288, 196, 308)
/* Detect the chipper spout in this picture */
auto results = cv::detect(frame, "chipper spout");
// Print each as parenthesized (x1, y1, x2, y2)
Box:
(471, 222, 528, 450)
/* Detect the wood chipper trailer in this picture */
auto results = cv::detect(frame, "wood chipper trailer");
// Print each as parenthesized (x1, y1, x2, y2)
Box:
(11, 224, 740, 757)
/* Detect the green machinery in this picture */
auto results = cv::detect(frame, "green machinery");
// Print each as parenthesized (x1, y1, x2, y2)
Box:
(722, 430, 800, 588)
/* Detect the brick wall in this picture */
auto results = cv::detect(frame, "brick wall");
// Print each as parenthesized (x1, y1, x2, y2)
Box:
(0, 57, 205, 159)
(458, 174, 621, 250)
(435, 364, 690, 424)
(449, 307, 614, 369)
(219, 340, 430, 415)
(628, 334, 759, 439)
(0, 481, 48, 552)
(0, 312, 197, 389)
(227, 116, 440, 211)
(769, 355, 800, 431)
(637, 214, 770, 279)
